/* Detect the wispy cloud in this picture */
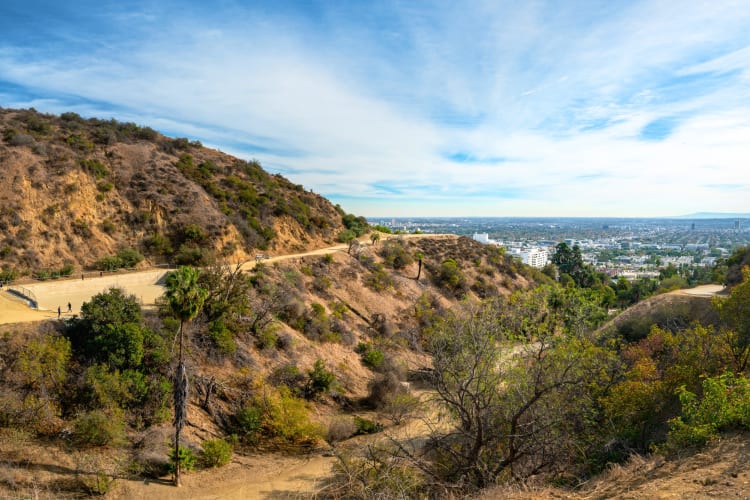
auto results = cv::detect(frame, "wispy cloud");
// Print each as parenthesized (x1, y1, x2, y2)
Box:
(1, 1, 749, 216)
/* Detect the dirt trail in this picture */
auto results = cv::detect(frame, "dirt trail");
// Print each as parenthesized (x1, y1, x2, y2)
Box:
(0, 234, 457, 325)
(670, 283, 725, 296)
(111, 453, 337, 499)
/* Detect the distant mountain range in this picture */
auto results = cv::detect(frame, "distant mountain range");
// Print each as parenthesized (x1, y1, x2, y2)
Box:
(672, 212, 750, 219)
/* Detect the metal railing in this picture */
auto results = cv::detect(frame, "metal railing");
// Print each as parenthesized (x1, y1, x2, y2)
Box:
(6, 285, 39, 309)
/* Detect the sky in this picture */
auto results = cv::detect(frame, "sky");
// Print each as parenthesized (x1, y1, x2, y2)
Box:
(1, 1, 749, 218)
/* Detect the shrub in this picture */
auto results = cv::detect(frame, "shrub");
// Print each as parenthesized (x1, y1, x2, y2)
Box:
(73, 409, 125, 447)
(95, 255, 121, 272)
(380, 241, 413, 269)
(382, 393, 421, 425)
(437, 258, 465, 292)
(167, 446, 197, 473)
(208, 320, 236, 355)
(74, 453, 114, 496)
(255, 327, 278, 350)
(250, 385, 325, 443)
(116, 248, 144, 268)
(354, 416, 383, 435)
(80, 159, 108, 179)
(367, 371, 407, 409)
(365, 264, 394, 291)
(665, 372, 750, 450)
(269, 363, 305, 392)
(357, 343, 385, 370)
(201, 439, 233, 467)
(326, 417, 357, 443)
(234, 406, 262, 445)
(305, 359, 335, 399)
(100, 219, 116, 234)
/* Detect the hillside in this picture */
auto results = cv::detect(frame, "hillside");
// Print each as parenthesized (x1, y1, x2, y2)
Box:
(598, 288, 721, 342)
(0, 108, 348, 276)
(0, 232, 539, 498)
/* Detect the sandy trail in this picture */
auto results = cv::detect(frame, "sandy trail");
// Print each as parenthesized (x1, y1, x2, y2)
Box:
(671, 283, 725, 296)
(0, 234, 457, 325)
(111, 453, 337, 499)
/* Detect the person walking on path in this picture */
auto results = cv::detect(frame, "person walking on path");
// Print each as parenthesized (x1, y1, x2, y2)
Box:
(67, 302, 72, 313)
(57, 306, 61, 319)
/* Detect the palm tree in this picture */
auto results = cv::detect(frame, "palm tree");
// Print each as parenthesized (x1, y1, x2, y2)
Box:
(415, 252, 425, 281)
(164, 266, 208, 487)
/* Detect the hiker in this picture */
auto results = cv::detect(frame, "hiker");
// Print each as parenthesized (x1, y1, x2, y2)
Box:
(67, 302, 72, 313)
(57, 306, 61, 319)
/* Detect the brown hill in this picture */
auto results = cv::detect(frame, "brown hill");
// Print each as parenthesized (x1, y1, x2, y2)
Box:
(598, 289, 720, 342)
(0, 108, 347, 276)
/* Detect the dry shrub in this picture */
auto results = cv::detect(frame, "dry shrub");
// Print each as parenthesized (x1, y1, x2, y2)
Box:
(326, 416, 357, 443)
(367, 371, 406, 409)
(132, 425, 172, 477)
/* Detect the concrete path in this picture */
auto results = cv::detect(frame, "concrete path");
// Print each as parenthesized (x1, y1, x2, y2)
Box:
(21, 269, 170, 314)
(0, 233, 457, 325)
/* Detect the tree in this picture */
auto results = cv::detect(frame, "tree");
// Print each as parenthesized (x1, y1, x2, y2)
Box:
(415, 252, 425, 281)
(551, 243, 594, 288)
(164, 266, 208, 486)
(338, 230, 356, 254)
(370, 232, 381, 246)
(426, 294, 611, 488)
(71, 288, 146, 369)
(713, 266, 750, 371)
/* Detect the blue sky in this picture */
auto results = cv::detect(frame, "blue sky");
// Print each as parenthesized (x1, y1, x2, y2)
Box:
(1, 1, 749, 217)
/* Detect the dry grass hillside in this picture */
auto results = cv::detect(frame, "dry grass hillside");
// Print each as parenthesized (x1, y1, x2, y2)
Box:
(0, 232, 539, 498)
(0, 108, 347, 277)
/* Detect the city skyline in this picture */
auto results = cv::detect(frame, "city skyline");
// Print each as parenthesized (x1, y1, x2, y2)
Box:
(1, 1, 749, 217)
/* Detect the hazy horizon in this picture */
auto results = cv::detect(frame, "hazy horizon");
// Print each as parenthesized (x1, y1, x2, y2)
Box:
(367, 212, 750, 220)
(2, 1, 749, 217)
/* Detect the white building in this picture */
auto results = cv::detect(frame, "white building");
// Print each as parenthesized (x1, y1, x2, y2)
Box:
(519, 248, 549, 268)
(473, 233, 490, 244)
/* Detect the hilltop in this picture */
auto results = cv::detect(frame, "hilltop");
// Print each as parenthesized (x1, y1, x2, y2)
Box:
(0, 108, 349, 276)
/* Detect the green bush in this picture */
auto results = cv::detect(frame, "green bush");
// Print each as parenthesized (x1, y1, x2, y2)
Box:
(380, 241, 413, 269)
(255, 327, 278, 350)
(95, 255, 122, 272)
(116, 248, 144, 268)
(305, 359, 335, 399)
(201, 439, 233, 467)
(73, 409, 125, 447)
(665, 372, 750, 450)
(357, 343, 385, 370)
(364, 264, 394, 291)
(167, 447, 197, 473)
(235, 406, 262, 445)
(354, 416, 383, 435)
(208, 320, 236, 355)
(80, 158, 108, 178)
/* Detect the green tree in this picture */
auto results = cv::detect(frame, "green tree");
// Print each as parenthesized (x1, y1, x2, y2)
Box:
(426, 296, 611, 488)
(71, 288, 146, 369)
(164, 266, 208, 486)
(338, 230, 357, 254)
(370, 232, 381, 246)
(551, 243, 595, 288)
(713, 266, 750, 371)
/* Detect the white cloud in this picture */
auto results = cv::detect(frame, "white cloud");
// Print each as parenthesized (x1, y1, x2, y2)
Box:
(1, 1, 749, 216)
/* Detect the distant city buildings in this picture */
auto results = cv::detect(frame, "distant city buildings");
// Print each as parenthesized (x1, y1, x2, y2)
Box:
(372, 217, 750, 281)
